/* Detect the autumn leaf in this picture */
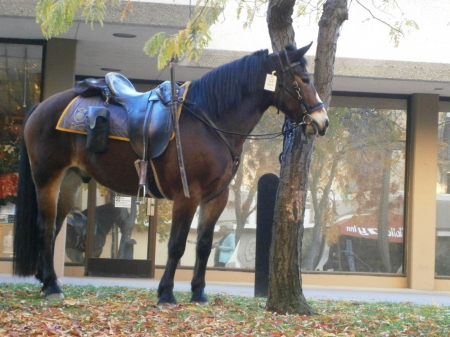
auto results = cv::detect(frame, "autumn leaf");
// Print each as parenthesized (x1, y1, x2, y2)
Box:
(1, 283, 450, 336)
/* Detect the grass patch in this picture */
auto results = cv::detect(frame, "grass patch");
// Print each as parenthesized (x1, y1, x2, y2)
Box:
(0, 282, 449, 336)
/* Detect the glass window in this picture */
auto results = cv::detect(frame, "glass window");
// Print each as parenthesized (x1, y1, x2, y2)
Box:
(168, 97, 408, 274)
(65, 186, 150, 265)
(435, 105, 450, 276)
(171, 109, 285, 269)
(304, 98, 407, 274)
(0, 42, 43, 258)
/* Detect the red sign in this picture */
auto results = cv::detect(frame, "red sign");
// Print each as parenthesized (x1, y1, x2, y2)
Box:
(337, 213, 404, 243)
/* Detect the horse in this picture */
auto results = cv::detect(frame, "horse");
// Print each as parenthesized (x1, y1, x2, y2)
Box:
(13, 42, 328, 304)
(65, 203, 129, 263)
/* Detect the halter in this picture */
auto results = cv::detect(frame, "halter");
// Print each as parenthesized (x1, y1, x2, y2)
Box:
(271, 50, 325, 123)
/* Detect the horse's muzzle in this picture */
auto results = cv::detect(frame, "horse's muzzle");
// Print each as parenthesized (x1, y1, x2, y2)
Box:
(306, 108, 329, 136)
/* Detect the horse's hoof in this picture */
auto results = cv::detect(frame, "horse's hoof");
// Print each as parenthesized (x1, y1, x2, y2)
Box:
(190, 292, 208, 304)
(157, 295, 177, 306)
(43, 283, 64, 300)
(45, 292, 65, 300)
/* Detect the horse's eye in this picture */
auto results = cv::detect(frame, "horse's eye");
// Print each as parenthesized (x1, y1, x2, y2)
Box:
(302, 77, 310, 84)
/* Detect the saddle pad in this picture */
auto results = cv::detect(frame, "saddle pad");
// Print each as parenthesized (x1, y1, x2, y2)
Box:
(56, 96, 129, 141)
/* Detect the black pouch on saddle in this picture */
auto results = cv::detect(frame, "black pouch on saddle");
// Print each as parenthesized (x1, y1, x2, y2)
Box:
(85, 106, 110, 153)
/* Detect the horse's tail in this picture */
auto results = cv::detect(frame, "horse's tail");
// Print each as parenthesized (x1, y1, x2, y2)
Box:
(13, 104, 40, 276)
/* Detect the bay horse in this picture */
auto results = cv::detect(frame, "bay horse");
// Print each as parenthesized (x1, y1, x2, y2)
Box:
(13, 42, 328, 304)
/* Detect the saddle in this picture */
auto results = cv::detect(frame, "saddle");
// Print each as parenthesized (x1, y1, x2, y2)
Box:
(75, 73, 177, 159)
(67, 211, 88, 250)
(74, 73, 182, 200)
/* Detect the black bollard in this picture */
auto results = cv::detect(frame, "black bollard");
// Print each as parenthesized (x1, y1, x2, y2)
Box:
(254, 173, 279, 297)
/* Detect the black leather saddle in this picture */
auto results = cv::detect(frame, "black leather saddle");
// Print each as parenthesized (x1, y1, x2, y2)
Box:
(105, 73, 176, 159)
(74, 73, 178, 159)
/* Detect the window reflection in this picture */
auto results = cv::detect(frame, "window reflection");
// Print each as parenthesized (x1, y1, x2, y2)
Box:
(303, 107, 406, 273)
(436, 111, 450, 276)
(173, 104, 407, 274)
(0, 42, 43, 257)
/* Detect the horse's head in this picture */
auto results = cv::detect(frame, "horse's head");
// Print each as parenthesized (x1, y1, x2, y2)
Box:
(268, 42, 329, 136)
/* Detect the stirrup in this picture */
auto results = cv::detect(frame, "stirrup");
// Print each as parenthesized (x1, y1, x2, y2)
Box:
(136, 184, 147, 205)
(135, 159, 148, 205)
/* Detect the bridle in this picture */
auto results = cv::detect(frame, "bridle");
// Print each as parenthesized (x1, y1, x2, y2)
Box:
(270, 50, 325, 124)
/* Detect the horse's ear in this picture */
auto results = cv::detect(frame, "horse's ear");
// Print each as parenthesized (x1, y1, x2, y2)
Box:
(296, 41, 313, 58)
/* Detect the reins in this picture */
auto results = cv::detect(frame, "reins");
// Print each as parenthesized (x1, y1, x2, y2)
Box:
(169, 49, 323, 198)
(181, 100, 302, 141)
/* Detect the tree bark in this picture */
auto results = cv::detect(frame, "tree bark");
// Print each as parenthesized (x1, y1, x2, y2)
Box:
(304, 151, 340, 270)
(266, 0, 296, 51)
(378, 151, 392, 272)
(266, 0, 312, 315)
(314, 0, 349, 107)
(266, 0, 348, 315)
(266, 127, 316, 315)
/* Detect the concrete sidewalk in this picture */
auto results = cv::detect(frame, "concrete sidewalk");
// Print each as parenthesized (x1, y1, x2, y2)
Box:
(2, 274, 450, 306)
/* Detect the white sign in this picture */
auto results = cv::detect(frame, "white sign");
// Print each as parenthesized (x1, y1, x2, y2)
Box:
(264, 73, 277, 92)
(115, 196, 132, 208)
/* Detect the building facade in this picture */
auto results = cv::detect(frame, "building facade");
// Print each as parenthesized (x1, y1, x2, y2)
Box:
(1, 0, 450, 291)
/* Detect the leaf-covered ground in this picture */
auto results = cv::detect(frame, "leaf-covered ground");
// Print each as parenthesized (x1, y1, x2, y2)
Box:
(0, 283, 449, 336)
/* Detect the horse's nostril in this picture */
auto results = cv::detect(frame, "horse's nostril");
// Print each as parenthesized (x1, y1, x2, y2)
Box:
(325, 119, 329, 128)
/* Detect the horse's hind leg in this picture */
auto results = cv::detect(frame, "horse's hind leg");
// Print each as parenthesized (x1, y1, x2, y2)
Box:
(191, 190, 229, 303)
(35, 169, 83, 299)
(158, 196, 200, 305)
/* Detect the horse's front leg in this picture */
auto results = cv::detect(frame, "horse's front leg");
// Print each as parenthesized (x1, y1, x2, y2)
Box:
(157, 196, 199, 305)
(191, 190, 229, 304)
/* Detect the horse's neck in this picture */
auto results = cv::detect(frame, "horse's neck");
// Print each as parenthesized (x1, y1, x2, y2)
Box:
(216, 95, 271, 147)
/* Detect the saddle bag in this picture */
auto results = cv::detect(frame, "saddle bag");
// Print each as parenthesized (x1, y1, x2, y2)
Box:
(85, 106, 110, 153)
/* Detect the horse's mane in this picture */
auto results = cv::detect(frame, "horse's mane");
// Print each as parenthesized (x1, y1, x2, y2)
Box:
(187, 49, 269, 118)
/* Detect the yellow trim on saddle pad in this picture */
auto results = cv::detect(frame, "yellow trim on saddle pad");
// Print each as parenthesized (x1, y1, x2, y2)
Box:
(56, 96, 130, 142)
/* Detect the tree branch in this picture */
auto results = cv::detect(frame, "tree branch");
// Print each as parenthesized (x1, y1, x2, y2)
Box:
(355, 0, 403, 35)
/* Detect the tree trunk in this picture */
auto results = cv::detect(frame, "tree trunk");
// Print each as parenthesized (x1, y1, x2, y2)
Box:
(314, 0, 349, 107)
(304, 154, 340, 270)
(266, 127, 316, 315)
(266, 0, 348, 314)
(378, 151, 392, 272)
(266, 0, 310, 315)
(266, 0, 296, 51)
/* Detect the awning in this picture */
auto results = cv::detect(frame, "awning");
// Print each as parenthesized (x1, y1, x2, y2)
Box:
(337, 213, 404, 243)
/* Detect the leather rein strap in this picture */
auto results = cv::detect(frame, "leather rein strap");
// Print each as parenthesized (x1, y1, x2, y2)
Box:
(170, 61, 190, 198)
